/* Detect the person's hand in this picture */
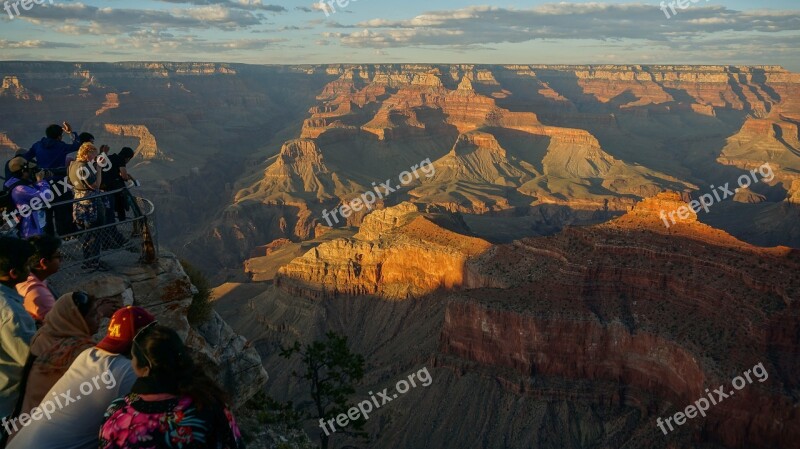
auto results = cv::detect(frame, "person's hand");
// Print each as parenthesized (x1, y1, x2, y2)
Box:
(35, 170, 46, 182)
(62, 122, 72, 133)
(100, 144, 110, 153)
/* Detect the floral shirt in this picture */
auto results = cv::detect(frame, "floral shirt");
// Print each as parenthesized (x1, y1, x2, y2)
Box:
(100, 394, 244, 449)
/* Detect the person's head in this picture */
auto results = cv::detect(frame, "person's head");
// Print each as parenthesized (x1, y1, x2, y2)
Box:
(69, 291, 120, 334)
(0, 236, 35, 287)
(45, 124, 64, 140)
(119, 147, 135, 163)
(7, 156, 37, 180)
(76, 142, 98, 162)
(77, 132, 95, 145)
(132, 324, 229, 408)
(95, 306, 156, 355)
(28, 235, 62, 280)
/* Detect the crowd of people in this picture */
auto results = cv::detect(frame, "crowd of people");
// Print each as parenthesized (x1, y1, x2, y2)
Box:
(0, 123, 242, 448)
(0, 237, 244, 448)
(2, 122, 138, 272)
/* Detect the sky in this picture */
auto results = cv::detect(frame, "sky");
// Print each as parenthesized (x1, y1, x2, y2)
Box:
(0, 0, 798, 70)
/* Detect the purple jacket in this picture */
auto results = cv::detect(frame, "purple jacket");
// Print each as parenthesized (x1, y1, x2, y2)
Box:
(3, 177, 53, 238)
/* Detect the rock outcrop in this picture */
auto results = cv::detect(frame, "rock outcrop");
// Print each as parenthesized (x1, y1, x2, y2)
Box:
(439, 192, 800, 449)
(276, 202, 492, 299)
(103, 124, 165, 160)
(51, 252, 268, 408)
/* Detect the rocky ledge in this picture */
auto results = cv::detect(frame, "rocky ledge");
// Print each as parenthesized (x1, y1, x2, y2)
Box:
(51, 252, 268, 408)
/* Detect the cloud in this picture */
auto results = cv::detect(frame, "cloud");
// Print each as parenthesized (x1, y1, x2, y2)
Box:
(107, 31, 287, 53)
(0, 39, 82, 49)
(326, 3, 800, 48)
(16, 2, 264, 32)
(154, 0, 286, 12)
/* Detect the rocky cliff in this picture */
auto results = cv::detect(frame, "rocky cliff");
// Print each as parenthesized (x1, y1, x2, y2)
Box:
(103, 124, 165, 160)
(275, 202, 492, 299)
(228, 192, 799, 449)
(51, 252, 268, 408)
(438, 193, 800, 449)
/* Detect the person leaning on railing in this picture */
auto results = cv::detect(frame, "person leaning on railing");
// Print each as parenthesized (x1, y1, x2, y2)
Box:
(68, 143, 109, 272)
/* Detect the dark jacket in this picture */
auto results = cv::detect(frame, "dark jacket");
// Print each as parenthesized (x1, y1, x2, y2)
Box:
(23, 132, 81, 170)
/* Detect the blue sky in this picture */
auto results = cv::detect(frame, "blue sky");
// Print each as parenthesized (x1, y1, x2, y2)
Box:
(0, 1, 798, 70)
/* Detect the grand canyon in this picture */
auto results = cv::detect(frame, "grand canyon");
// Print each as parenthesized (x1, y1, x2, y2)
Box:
(1, 61, 799, 448)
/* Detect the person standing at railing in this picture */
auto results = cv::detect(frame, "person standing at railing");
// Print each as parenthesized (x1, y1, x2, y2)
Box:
(2, 150, 25, 181)
(68, 143, 109, 272)
(3, 158, 52, 239)
(23, 123, 86, 236)
(101, 147, 136, 223)
(98, 146, 132, 249)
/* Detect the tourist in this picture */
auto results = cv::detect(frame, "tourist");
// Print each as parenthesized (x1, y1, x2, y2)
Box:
(15, 235, 62, 325)
(17, 292, 115, 418)
(98, 146, 130, 248)
(2, 157, 52, 238)
(102, 147, 136, 223)
(2, 150, 25, 181)
(7, 306, 155, 449)
(24, 122, 82, 236)
(0, 237, 36, 447)
(100, 324, 243, 449)
(23, 123, 82, 171)
(69, 143, 108, 271)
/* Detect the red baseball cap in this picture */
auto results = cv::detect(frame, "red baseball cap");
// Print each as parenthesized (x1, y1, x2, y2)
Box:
(96, 306, 156, 354)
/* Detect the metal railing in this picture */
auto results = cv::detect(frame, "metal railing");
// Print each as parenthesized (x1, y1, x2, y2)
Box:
(3, 187, 160, 289)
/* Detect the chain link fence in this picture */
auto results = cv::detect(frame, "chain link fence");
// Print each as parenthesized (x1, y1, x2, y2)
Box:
(0, 188, 159, 290)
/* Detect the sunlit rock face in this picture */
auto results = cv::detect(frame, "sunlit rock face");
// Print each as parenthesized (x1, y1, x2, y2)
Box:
(275, 202, 492, 300)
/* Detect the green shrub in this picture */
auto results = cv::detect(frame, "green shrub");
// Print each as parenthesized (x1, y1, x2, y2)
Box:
(181, 259, 213, 325)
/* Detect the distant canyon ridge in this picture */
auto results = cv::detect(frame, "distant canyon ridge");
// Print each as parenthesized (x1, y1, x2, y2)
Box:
(1, 62, 799, 277)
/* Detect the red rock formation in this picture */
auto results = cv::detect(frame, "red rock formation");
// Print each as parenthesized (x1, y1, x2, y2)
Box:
(0, 76, 42, 101)
(104, 124, 165, 160)
(0, 133, 21, 152)
(275, 202, 492, 299)
(95, 92, 120, 116)
(439, 192, 800, 449)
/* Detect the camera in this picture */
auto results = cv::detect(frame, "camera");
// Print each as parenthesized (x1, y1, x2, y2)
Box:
(34, 169, 53, 179)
